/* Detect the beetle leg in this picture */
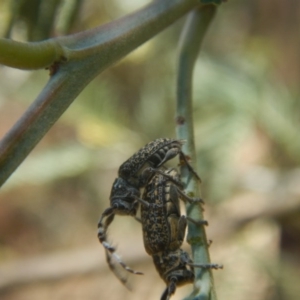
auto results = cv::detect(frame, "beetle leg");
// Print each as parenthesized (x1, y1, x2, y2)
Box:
(107, 249, 144, 275)
(177, 215, 187, 243)
(142, 167, 183, 187)
(156, 147, 181, 168)
(160, 278, 177, 300)
(134, 216, 142, 223)
(186, 216, 208, 226)
(98, 208, 143, 279)
(105, 250, 132, 290)
(179, 152, 201, 182)
(175, 187, 204, 204)
(186, 261, 223, 270)
(133, 195, 150, 207)
(97, 209, 115, 252)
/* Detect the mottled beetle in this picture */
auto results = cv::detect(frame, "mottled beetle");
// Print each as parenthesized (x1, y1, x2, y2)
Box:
(141, 168, 204, 255)
(97, 138, 200, 286)
(141, 168, 222, 300)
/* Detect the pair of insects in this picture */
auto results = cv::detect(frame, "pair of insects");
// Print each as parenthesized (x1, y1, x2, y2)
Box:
(97, 138, 221, 300)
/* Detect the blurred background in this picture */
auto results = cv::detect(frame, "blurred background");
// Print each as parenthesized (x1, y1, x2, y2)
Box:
(0, 0, 300, 299)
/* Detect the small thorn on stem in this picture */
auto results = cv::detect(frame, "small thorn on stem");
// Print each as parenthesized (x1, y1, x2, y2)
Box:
(176, 115, 185, 125)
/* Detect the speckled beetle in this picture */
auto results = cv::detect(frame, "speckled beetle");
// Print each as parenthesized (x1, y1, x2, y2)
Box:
(97, 138, 200, 286)
(141, 168, 204, 256)
(140, 168, 222, 300)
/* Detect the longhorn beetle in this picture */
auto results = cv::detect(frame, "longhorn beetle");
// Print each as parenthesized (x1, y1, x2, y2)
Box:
(97, 138, 200, 286)
(141, 168, 222, 300)
(141, 168, 204, 255)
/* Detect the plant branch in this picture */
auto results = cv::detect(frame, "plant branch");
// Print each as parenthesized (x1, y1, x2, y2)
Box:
(0, 1, 222, 70)
(175, 5, 218, 300)
(0, 0, 206, 187)
(0, 39, 70, 69)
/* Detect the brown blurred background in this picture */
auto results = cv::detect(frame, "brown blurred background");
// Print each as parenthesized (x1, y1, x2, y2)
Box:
(0, 0, 300, 299)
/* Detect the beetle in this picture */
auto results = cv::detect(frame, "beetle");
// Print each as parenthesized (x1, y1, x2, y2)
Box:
(141, 168, 204, 256)
(140, 168, 221, 299)
(97, 139, 200, 285)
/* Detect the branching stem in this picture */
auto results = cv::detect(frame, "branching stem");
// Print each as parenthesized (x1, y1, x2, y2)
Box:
(0, 0, 202, 187)
(175, 5, 218, 300)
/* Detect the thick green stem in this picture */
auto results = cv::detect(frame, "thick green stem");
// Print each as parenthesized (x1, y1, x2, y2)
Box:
(0, 39, 69, 69)
(0, 0, 201, 70)
(0, 0, 203, 187)
(175, 5, 217, 300)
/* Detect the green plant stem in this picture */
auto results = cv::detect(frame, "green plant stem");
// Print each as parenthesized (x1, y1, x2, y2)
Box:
(0, 38, 70, 69)
(175, 5, 217, 300)
(0, 0, 205, 187)
(0, 0, 200, 70)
